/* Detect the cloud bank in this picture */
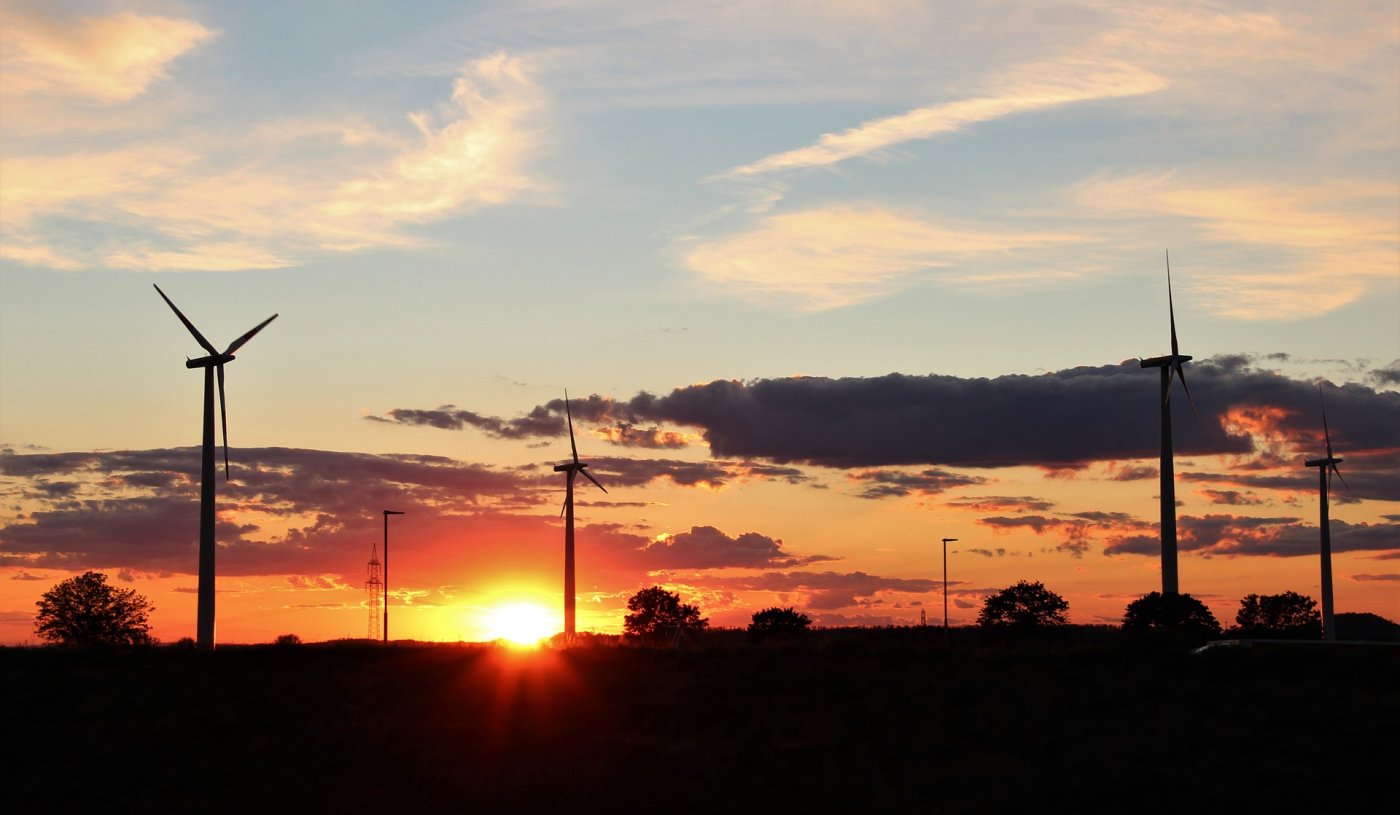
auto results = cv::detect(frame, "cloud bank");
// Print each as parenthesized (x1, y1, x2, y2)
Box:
(375, 356, 1400, 471)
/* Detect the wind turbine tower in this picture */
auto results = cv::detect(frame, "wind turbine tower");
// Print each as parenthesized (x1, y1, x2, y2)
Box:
(1138, 252, 1197, 596)
(1305, 386, 1346, 641)
(554, 392, 607, 640)
(155, 285, 277, 650)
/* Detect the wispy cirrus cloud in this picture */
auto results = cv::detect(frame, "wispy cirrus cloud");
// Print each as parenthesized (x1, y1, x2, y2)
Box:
(1, 52, 548, 272)
(723, 57, 1163, 179)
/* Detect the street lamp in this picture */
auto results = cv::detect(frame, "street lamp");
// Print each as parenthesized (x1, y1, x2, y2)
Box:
(383, 510, 404, 642)
(942, 537, 958, 642)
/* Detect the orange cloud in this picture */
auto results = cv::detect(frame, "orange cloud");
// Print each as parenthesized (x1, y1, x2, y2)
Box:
(0, 5, 214, 102)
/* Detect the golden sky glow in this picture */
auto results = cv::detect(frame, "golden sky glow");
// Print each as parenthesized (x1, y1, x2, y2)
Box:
(1, 1, 1396, 644)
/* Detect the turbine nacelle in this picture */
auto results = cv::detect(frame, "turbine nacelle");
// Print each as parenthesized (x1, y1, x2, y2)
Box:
(1139, 353, 1192, 368)
(185, 353, 236, 369)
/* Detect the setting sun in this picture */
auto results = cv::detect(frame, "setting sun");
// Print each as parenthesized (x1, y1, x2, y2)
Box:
(483, 602, 558, 646)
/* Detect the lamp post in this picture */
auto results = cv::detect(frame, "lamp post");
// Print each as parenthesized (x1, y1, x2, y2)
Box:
(383, 510, 404, 642)
(942, 538, 957, 642)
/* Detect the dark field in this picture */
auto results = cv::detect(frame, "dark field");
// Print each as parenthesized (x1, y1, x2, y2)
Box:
(4, 628, 1395, 812)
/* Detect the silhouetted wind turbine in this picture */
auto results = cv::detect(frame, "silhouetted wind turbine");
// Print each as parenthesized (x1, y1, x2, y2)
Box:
(1139, 251, 1198, 596)
(155, 285, 277, 650)
(553, 392, 606, 640)
(1305, 386, 1346, 642)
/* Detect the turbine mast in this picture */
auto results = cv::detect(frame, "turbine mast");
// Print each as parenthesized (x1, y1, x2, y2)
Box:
(1138, 253, 1193, 596)
(554, 391, 606, 642)
(1305, 386, 1344, 641)
(154, 285, 276, 650)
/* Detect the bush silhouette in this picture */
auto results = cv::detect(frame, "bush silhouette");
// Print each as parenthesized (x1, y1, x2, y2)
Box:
(748, 607, 812, 639)
(34, 571, 154, 646)
(275, 633, 303, 646)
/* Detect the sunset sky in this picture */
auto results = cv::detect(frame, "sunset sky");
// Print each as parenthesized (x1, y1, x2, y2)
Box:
(2, 0, 1397, 644)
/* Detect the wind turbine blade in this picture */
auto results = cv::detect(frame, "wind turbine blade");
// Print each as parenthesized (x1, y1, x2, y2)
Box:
(1176, 362, 1200, 422)
(1331, 464, 1348, 491)
(581, 468, 608, 494)
(559, 495, 568, 518)
(1319, 385, 1335, 459)
(217, 364, 230, 480)
(1165, 250, 1181, 358)
(565, 391, 579, 464)
(224, 313, 278, 355)
(154, 284, 218, 356)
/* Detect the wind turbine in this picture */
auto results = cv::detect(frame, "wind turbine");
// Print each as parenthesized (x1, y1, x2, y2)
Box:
(1138, 251, 1198, 596)
(155, 285, 277, 650)
(1305, 385, 1346, 642)
(553, 392, 606, 640)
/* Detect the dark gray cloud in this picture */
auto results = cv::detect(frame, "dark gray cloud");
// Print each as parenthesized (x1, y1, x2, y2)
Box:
(585, 457, 811, 489)
(703, 570, 939, 610)
(964, 547, 1024, 558)
(945, 495, 1055, 513)
(374, 355, 1400, 469)
(1369, 360, 1400, 387)
(635, 526, 835, 570)
(1197, 489, 1267, 506)
(1352, 573, 1400, 582)
(980, 512, 1155, 559)
(0, 446, 832, 584)
(847, 467, 987, 499)
(367, 404, 561, 439)
(1102, 515, 1400, 558)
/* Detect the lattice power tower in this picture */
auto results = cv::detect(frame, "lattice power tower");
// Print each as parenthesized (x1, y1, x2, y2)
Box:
(366, 542, 383, 640)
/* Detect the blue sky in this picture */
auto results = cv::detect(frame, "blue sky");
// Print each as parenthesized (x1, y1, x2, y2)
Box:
(1, 1, 1396, 641)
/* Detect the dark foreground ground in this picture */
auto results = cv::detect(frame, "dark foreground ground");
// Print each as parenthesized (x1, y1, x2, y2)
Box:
(4, 627, 1396, 812)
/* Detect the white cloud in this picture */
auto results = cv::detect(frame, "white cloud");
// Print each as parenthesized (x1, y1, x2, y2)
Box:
(685, 206, 1086, 310)
(0, 53, 549, 272)
(725, 57, 1165, 178)
(1075, 173, 1399, 319)
(324, 52, 545, 223)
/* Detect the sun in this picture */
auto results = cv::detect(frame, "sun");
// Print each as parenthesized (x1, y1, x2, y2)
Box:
(483, 602, 558, 647)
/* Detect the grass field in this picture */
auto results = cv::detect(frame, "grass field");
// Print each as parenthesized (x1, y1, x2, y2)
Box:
(4, 628, 1395, 812)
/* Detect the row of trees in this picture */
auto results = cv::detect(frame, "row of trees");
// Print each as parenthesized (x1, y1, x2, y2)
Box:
(620, 582, 1326, 644)
(973, 580, 1323, 640)
(31, 572, 1326, 646)
(622, 587, 812, 643)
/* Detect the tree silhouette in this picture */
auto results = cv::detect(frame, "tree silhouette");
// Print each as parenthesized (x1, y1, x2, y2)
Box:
(748, 606, 812, 639)
(34, 571, 154, 645)
(1121, 592, 1221, 644)
(624, 586, 708, 645)
(976, 580, 1069, 629)
(1234, 591, 1320, 639)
